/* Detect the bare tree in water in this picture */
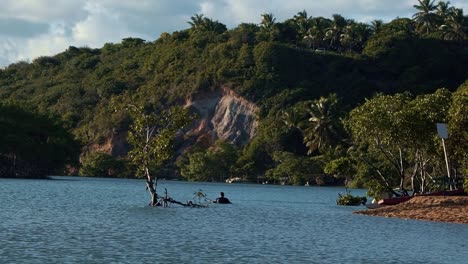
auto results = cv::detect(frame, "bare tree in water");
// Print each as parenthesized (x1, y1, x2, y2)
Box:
(121, 104, 193, 206)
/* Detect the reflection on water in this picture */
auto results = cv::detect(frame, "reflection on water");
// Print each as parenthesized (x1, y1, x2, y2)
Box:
(0, 177, 467, 263)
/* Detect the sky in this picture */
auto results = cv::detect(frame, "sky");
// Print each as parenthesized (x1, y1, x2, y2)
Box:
(0, 0, 467, 68)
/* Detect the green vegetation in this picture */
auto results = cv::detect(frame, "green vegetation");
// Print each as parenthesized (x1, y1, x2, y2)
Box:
(79, 152, 133, 178)
(336, 192, 367, 206)
(120, 103, 193, 206)
(178, 140, 239, 182)
(0, 103, 80, 178)
(346, 88, 456, 196)
(0, 1, 466, 192)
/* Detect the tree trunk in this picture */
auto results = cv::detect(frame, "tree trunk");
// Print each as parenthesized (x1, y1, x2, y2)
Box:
(398, 148, 406, 192)
(145, 167, 158, 206)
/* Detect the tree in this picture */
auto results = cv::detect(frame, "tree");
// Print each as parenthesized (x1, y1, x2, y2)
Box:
(447, 81, 468, 176)
(258, 13, 279, 41)
(439, 8, 466, 42)
(304, 94, 345, 154)
(265, 151, 319, 185)
(405, 89, 452, 192)
(370, 20, 384, 35)
(437, 1, 453, 21)
(179, 140, 239, 182)
(341, 22, 372, 52)
(79, 152, 133, 178)
(325, 14, 348, 51)
(188, 14, 227, 34)
(293, 10, 312, 42)
(324, 156, 355, 189)
(413, 0, 439, 34)
(347, 93, 413, 193)
(260, 13, 276, 32)
(188, 14, 206, 30)
(347, 89, 453, 195)
(0, 103, 80, 178)
(304, 17, 330, 49)
(123, 104, 193, 206)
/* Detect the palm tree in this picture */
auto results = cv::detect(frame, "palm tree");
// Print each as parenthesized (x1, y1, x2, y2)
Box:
(370, 19, 384, 35)
(413, 0, 439, 34)
(325, 14, 348, 51)
(188, 14, 205, 30)
(202, 17, 227, 34)
(188, 14, 227, 34)
(294, 10, 312, 39)
(304, 17, 330, 49)
(341, 22, 371, 52)
(437, 1, 453, 21)
(303, 94, 344, 155)
(260, 13, 276, 32)
(439, 8, 466, 42)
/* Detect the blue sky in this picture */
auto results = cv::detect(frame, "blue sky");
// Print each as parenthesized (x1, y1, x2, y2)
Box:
(0, 0, 467, 67)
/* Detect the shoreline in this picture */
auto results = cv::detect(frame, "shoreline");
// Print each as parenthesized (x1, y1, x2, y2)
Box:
(355, 195, 468, 224)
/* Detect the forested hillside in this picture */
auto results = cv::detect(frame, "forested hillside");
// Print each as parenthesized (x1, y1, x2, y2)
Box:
(1, 1, 467, 190)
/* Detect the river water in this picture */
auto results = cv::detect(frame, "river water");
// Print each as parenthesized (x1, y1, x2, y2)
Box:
(0, 176, 466, 263)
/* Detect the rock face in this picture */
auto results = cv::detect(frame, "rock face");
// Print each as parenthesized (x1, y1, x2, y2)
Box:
(185, 86, 259, 147)
(83, 132, 129, 158)
(85, 86, 258, 158)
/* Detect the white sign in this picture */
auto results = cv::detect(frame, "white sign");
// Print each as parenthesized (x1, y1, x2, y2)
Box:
(437, 123, 448, 139)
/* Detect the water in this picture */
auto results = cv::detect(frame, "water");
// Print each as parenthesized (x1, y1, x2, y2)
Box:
(0, 177, 467, 264)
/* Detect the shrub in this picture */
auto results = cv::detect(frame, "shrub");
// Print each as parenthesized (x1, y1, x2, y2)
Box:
(336, 191, 367, 206)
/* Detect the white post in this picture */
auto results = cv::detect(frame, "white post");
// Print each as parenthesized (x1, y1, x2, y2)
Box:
(437, 123, 451, 191)
(441, 138, 452, 190)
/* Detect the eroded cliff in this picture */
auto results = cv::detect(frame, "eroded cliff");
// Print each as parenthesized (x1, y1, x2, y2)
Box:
(86, 86, 258, 158)
(185, 86, 258, 147)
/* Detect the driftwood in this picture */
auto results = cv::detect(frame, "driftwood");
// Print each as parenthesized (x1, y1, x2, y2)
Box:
(150, 188, 208, 208)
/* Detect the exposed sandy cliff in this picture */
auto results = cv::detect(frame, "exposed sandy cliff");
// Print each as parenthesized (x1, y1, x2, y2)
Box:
(185, 86, 259, 147)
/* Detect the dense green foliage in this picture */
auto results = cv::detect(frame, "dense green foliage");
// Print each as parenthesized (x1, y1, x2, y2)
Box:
(336, 192, 367, 206)
(79, 152, 133, 178)
(0, 2, 466, 186)
(0, 103, 80, 178)
(346, 87, 465, 198)
(123, 105, 193, 179)
(178, 140, 239, 182)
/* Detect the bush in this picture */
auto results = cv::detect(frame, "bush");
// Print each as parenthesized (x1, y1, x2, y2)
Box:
(80, 152, 133, 178)
(336, 191, 367, 206)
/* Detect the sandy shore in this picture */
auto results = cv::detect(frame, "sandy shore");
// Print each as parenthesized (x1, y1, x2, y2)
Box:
(355, 196, 468, 224)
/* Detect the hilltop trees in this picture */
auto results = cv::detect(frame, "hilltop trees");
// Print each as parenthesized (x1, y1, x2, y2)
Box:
(439, 8, 466, 41)
(413, 0, 439, 34)
(325, 14, 348, 51)
(412, 0, 467, 40)
(188, 14, 227, 34)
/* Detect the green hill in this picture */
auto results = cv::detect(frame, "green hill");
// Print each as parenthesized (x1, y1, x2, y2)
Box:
(0, 9, 466, 182)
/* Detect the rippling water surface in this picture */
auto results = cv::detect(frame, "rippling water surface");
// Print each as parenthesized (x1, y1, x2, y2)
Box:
(0, 177, 467, 263)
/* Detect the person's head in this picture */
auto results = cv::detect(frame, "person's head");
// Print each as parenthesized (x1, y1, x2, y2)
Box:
(220, 192, 225, 197)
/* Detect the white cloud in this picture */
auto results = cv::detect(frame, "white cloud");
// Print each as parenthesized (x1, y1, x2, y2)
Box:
(71, 2, 131, 47)
(0, 0, 85, 23)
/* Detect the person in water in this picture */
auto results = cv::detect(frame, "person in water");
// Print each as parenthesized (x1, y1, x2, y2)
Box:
(215, 192, 231, 204)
